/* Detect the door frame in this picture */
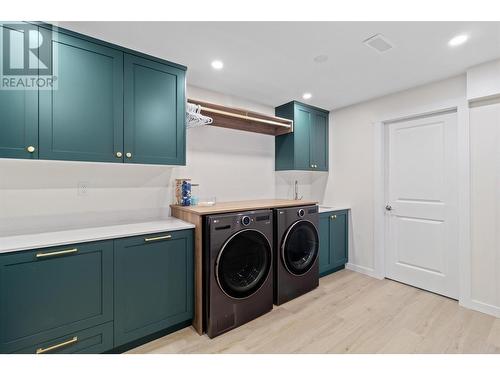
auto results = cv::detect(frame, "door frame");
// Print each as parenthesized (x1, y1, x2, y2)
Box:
(372, 101, 472, 308)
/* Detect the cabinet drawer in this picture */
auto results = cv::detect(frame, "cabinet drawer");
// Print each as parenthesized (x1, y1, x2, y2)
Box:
(13, 321, 113, 354)
(0, 241, 113, 353)
(114, 229, 193, 346)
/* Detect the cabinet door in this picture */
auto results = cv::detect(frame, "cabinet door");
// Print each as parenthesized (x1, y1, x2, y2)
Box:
(331, 211, 348, 267)
(0, 24, 38, 159)
(318, 213, 333, 276)
(293, 105, 312, 170)
(0, 241, 113, 353)
(114, 229, 193, 346)
(311, 111, 329, 171)
(39, 31, 124, 163)
(124, 54, 186, 165)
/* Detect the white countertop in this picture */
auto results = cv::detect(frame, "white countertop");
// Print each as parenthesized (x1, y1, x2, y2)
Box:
(0, 218, 195, 254)
(318, 206, 350, 213)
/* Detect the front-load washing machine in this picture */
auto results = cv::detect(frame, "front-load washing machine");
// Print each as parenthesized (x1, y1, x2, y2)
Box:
(204, 209, 273, 338)
(274, 205, 319, 305)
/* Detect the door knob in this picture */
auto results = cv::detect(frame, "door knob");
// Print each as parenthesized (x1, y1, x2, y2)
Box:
(115, 151, 123, 158)
(26, 145, 36, 153)
(385, 204, 392, 211)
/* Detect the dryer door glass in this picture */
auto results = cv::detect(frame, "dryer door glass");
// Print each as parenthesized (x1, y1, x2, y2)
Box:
(282, 220, 319, 275)
(216, 229, 272, 299)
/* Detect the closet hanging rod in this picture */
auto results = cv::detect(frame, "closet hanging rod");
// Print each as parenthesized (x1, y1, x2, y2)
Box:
(196, 105, 292, 128)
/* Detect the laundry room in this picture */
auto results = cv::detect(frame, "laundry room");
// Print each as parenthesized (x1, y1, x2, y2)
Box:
(1, 1, 500, 374)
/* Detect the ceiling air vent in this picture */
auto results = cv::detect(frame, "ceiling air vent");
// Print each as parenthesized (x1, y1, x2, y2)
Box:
(363, 34, 393, 53)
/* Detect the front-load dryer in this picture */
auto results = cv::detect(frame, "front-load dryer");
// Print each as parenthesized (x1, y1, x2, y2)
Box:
(204, 209, 273, 338)
(274, 205, 319, 305)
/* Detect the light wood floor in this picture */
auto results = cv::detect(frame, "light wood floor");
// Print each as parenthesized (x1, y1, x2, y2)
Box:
(128, 270, 500, 354)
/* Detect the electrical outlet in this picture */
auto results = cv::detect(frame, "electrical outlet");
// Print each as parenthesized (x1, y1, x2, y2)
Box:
(77, 181, 90, 196)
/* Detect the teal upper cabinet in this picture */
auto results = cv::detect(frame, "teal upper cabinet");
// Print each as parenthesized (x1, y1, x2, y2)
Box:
(0, 22, 187, 165)
(124, 54, 186, 165)
(114, 229, 193, 347)
(310, 110, 329, 170)
(39, 32, 124, 163)
(0, 241, 113, 353)
(0, 24, 39, 159)
(319, 210, 348, 277)
(275, 101, 329, 171)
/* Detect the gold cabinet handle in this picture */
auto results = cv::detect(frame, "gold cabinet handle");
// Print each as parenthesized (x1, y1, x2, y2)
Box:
(36, 336, 78, 354)
(36, 248, 78, 258)
(115, 151, 123, 158)
(330, 215, 337, 220)
(126, 152, 132, 158)
(26, 145, 36, 153)
(144, 234, 172, 242)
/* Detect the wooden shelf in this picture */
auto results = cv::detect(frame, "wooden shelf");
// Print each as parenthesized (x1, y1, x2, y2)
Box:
(188, 98, 293, 136)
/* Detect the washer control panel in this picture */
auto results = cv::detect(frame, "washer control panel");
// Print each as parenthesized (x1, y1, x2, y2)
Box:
(209, 210, 272, 233)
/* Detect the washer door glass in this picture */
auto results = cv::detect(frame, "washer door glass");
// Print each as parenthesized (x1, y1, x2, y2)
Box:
(216, 229, 272, 299)
(282, 220, 319, 275)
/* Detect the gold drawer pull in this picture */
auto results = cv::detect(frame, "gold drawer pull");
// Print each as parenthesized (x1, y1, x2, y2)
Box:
(144, 234, 172, 242)
(36, 336, 78, 354)
(36, 248, 78, 258)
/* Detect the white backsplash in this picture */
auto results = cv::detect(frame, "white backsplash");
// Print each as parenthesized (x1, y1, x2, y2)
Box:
(0, 85, 318, 236)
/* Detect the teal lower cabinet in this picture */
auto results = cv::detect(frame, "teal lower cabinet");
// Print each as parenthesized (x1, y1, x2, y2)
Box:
(0, 228, 194, 354)
(113, 229, 194, 347)
(12, 322, 114, 354)
(319, 210, 349, 277)
(0, 241, 114, 354)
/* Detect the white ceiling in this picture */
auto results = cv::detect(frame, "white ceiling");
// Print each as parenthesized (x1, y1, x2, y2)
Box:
(57, 21, 500, 110)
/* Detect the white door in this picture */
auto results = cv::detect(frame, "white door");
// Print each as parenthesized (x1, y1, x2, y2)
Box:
(385, 112, 459, 299)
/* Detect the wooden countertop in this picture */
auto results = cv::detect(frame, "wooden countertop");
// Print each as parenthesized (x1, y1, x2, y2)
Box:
(170, 199, 317, 215)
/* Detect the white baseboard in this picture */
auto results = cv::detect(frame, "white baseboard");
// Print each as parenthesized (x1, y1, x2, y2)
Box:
(345, 263, 383, 280)
(459, 298, 500, 318)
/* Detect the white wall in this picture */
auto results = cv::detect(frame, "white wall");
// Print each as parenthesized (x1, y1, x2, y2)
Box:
(318, 59, 500, 317)
(469, 97, 500, 316)
(314, 75, 467, 275)
(467, 59, 500, 101)
(0, 85, 306, 236)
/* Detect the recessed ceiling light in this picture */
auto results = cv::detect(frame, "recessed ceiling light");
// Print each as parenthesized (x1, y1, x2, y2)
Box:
(211, 60, 224, 70)
(302, 92, 312, 100)
(313, 55, 328, 63)
(448, 34, 468, 47)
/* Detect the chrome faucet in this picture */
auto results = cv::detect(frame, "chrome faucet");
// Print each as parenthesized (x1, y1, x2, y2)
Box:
(294, 180, 303, 200)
